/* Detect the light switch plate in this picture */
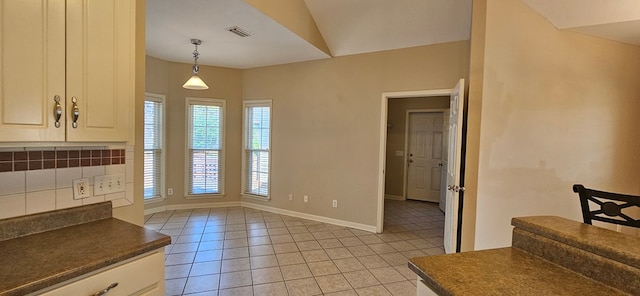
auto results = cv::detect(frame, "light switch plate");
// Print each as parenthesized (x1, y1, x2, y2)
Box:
(94, 174, 125, 195)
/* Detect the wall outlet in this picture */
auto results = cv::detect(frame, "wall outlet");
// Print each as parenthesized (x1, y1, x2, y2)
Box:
(288, 194, 293, 201)
(304, 195, 308, 203)
(168, 188, 174, 196)
(94, 174, 125, 195)
(72, 178, 90, 199)
(332, 200, 338, 208)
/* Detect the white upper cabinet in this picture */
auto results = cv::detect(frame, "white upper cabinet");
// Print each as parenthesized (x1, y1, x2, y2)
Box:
(0, 0, 66, 142)
(66, 0, 133, 142)
(0, 0, 134, 143)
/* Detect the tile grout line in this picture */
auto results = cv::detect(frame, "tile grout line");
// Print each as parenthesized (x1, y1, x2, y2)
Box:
(147, 200, 443, 295)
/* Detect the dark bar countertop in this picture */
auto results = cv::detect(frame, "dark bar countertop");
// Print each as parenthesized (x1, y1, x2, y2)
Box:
(409, 247, 629, 295)
(408, 216, 640, 296)
(0, 202, 171, 296)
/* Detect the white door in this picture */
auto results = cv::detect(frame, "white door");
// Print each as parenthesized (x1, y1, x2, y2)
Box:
(439, 111, 450, 212)
(406, 112, 444, 202)
(444, 79, 465, 254)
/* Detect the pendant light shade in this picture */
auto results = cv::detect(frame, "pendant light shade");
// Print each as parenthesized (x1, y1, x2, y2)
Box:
(183, 39, 209, 90)
(183, 74, 209, 90)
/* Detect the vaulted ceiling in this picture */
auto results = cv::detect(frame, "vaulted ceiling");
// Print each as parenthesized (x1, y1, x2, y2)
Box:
(522, 0, 640, 46)
(145, 0, 640, 69)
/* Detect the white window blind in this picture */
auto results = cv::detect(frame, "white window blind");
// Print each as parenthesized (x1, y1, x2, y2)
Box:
(243, 100, 271, 198)
(187, 98, 224, 195)
(143, 96, 163, 199)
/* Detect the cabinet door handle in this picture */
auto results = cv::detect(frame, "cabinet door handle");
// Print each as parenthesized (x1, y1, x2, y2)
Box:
(71, 97, 79, 128)
(53, 95, 62, 128)
(93, 282, 118, 296)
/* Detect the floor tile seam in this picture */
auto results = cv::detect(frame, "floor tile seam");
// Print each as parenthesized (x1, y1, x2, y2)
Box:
(158, 201, 442, 295)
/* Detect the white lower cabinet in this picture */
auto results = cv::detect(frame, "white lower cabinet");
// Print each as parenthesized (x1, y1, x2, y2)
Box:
(417, 276, 439, 296)
(37, 250, 164, 296)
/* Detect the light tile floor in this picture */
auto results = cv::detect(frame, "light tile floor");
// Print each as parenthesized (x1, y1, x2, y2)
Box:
(144, 199, 444, 296)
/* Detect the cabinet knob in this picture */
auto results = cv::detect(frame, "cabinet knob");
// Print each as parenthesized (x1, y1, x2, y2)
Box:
(71, 97, 79, 128)
(93, 282, 118, 296)
(53, 96, 62, 128)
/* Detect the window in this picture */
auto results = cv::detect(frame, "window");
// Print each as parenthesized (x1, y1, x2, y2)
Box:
(186, 98, 225, 196)
(242, 100, 272, 198)
(143, 93, 165, 200)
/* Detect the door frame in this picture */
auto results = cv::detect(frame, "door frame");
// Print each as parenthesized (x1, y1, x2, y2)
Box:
(377, 89, 453, 233)
(403, 109, 448, 201)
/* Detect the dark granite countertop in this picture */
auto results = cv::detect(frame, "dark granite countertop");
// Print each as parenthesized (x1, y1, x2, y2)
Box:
(512, 216, 640, 269)
(0, 203, 171, 296)
(409, 247, 631, 296)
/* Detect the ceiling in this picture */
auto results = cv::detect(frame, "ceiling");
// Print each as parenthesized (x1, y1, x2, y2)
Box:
(522, 0, 640, 46)
(146, 0, 472, 69)
(146, 0, 640, 70)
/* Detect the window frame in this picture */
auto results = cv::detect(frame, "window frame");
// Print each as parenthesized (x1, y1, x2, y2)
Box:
(184, 97, 226, 198)
(143, 93, 166, 203)
(241, 99, 272, 200)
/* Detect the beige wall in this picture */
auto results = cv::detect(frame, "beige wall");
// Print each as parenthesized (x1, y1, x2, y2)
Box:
(385, 97, 450, 198)
(112, 0, 146, 225)
(145, 56, 244, 210)
(466, 0, 640, 249)
(242, 41, 470, 227)
(460, 0, 486, 252)
(145, 56, 169, 95)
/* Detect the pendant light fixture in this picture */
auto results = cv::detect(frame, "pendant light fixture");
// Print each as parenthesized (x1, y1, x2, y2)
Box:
(182, 39, 209, 90)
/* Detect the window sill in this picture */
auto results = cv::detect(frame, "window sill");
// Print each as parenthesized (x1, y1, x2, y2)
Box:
(242, 194, 270, 201)
(185, 193, 226, 200)
(143, 196, 166, 204)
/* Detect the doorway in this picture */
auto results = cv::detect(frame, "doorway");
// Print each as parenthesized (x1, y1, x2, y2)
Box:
(378, 90, 452, 234)
(377, 80, 466, 253)
(383, 98, 449, 203)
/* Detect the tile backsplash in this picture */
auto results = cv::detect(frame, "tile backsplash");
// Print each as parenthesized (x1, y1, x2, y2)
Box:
(0, 148, 125, 172)
(0, 145, 134, 220)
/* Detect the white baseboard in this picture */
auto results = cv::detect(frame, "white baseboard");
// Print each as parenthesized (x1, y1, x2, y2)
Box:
(241, 202, 377, 233)
(384, 194, 404, 201)
(144, 201, 242, 216)
(144, 206, 167, 216)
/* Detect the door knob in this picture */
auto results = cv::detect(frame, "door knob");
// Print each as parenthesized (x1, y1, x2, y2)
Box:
(447, 185, 465, 192)
(438, 163, 443, 167)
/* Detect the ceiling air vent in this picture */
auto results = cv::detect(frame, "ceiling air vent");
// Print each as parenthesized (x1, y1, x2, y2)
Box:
(226, 26, 252, 37)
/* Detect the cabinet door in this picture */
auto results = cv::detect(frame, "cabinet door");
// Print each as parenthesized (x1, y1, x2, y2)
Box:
(39, 250, 165, 296)
(417, 278, 440, 296)
(0, 0, 66, 142)
(66, 0, 133, 142)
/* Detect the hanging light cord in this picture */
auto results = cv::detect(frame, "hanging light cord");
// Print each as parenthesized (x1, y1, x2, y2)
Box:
(192, 43, 200, 75)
